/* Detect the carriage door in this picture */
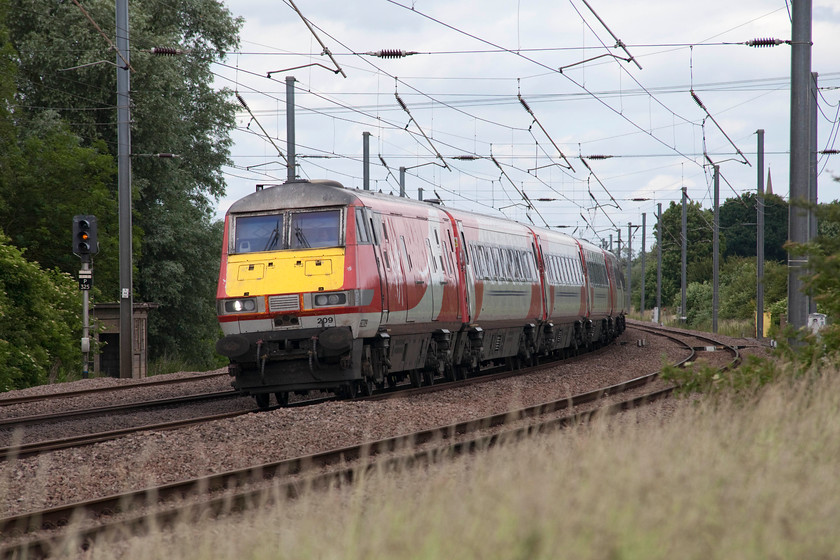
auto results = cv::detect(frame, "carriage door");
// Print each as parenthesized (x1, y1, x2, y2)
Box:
(403, 230, 432, 323)
(456, 220, 475, 322)
(366, 209, 390, 325)
(532, 236, 548, 319)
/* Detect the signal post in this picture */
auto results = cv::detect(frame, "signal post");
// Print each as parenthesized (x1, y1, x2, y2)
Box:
(73, 215, 99, 378)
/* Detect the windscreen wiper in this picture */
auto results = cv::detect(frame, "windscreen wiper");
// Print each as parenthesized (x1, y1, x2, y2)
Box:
(294, 226, 310, 248)
(263, 219, 282, 251)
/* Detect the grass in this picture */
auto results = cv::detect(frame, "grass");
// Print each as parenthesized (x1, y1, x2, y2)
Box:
(627, 309, 759, 338)
(44, 365, 840, 560)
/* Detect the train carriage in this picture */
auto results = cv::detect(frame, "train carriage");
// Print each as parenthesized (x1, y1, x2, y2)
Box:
(531, 228, 588, 354)
(216, 179, 625, 408)
(443, 208, 545, 370)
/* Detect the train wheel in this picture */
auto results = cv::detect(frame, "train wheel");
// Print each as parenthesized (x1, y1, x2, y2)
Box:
(338, 382, 358, 399)
(358, 377, 375, 397)
(275, 392, 290, 407)
(254, 393, 270, 410)
(422, 368, 435, 386)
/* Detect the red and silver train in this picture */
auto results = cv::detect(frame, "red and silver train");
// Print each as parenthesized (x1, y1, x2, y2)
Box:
(216, 179, 626, 408)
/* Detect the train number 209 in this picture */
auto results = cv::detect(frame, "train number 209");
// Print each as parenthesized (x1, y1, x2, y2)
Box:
(315, 316, 335, 327)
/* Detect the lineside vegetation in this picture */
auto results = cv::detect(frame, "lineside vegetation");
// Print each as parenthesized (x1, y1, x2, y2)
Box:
(46, 360, 840, 559)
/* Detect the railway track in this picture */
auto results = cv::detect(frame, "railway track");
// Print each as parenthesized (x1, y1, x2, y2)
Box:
(0, 394, 335, 460)
(0, 371, 228, 407)
(0, 323, 740, 558)
(0, 340, 614, 460)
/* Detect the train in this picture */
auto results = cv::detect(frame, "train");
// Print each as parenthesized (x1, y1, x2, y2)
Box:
(215, 179, 627, 408)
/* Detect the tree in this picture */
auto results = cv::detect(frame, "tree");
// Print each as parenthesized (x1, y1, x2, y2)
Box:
(718, 256, 786, 320)
(797, 199, 840, 318)
(0, 233, 81, 390)
(8, 0, 242, 367)
(0, 111, 118, 287)
(719, 192, 788, 262)
(649, 198, 724, 308)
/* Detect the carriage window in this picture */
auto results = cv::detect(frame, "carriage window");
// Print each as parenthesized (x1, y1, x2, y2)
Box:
(427, 239, 437, 272)
(355, 208, 371, 244)
(233, 214, 284, 253)
(290, 210, 341, 249)
(401, 236, 412, 269)
(514, 251, 524, 280)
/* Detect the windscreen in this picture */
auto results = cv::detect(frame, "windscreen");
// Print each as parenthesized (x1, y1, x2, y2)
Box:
(233, 214, 283, 253)
(290, 210, 341, 249)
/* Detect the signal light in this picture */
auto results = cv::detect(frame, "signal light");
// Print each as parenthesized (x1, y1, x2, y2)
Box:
(73, 215, 99, 256)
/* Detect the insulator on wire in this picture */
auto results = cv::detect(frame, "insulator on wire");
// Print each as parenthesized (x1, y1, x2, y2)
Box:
(584, 155, 612, 160)
(452, 155, 480, 160)
(150, 46, 185, 56)
(365, 50, 417, 58)
(395, 93, 409, 113)
(821, 149, 839, 155)
(690, 90, 707, 111)
(745, 38, 785, 48)
(518, 95, 533, 114)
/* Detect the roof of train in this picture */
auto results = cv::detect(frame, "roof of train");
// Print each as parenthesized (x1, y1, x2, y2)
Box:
(228, 179, 597, 250)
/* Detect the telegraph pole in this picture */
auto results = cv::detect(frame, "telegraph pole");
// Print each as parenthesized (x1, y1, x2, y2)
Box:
(363, 131, 371, 190)
(681, 187, 687, 323)
(788, 0, 812, 331)
(286, 76, 296, 182)
(116, 0, 133, 378)
(809, 72, 819, 314)
(713, 165, 720, 333)
(640, 212, 646, 315)
(399, 166, 406, 197)
(626, 222, 632, 312)
(757, 130, 765, 339)
(656, 203, 662, 324)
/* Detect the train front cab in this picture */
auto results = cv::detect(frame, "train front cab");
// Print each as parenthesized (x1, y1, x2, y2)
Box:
(216, 184, 380, 407)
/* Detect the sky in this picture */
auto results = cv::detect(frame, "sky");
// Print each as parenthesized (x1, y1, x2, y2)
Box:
(213, 0, 840, 252)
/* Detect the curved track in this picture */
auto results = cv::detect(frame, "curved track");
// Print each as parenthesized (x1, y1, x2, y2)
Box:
(0, 323, 740, 558)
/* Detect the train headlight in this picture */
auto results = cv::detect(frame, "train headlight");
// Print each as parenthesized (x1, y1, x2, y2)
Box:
(313, 292, 347, 307)
(224, 298, 258, 313)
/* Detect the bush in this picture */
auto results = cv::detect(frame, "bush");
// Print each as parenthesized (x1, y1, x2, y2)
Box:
(0, 233, 81, 391)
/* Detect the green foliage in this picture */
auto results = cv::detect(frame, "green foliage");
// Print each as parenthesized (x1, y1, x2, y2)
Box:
(718, 257, 786, 320)
(719, 192, 788, 262)
(7, 0, 242, 371)
(652, 199, 722, 307)
(140, 209, 226, 367)
(0, 233, 81, 391)
(0, 112, 118, 292)
(793, 200, 840, 318)
(661, 354, 785, 396)
(680, 281, 713, 327)
(664, 193, 840, 398)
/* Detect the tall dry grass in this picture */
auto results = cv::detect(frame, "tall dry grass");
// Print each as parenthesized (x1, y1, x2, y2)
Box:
(49, 369, 840, 559)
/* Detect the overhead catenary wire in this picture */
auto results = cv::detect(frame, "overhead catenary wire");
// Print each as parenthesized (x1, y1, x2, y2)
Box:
(280, 0, 347, 77)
